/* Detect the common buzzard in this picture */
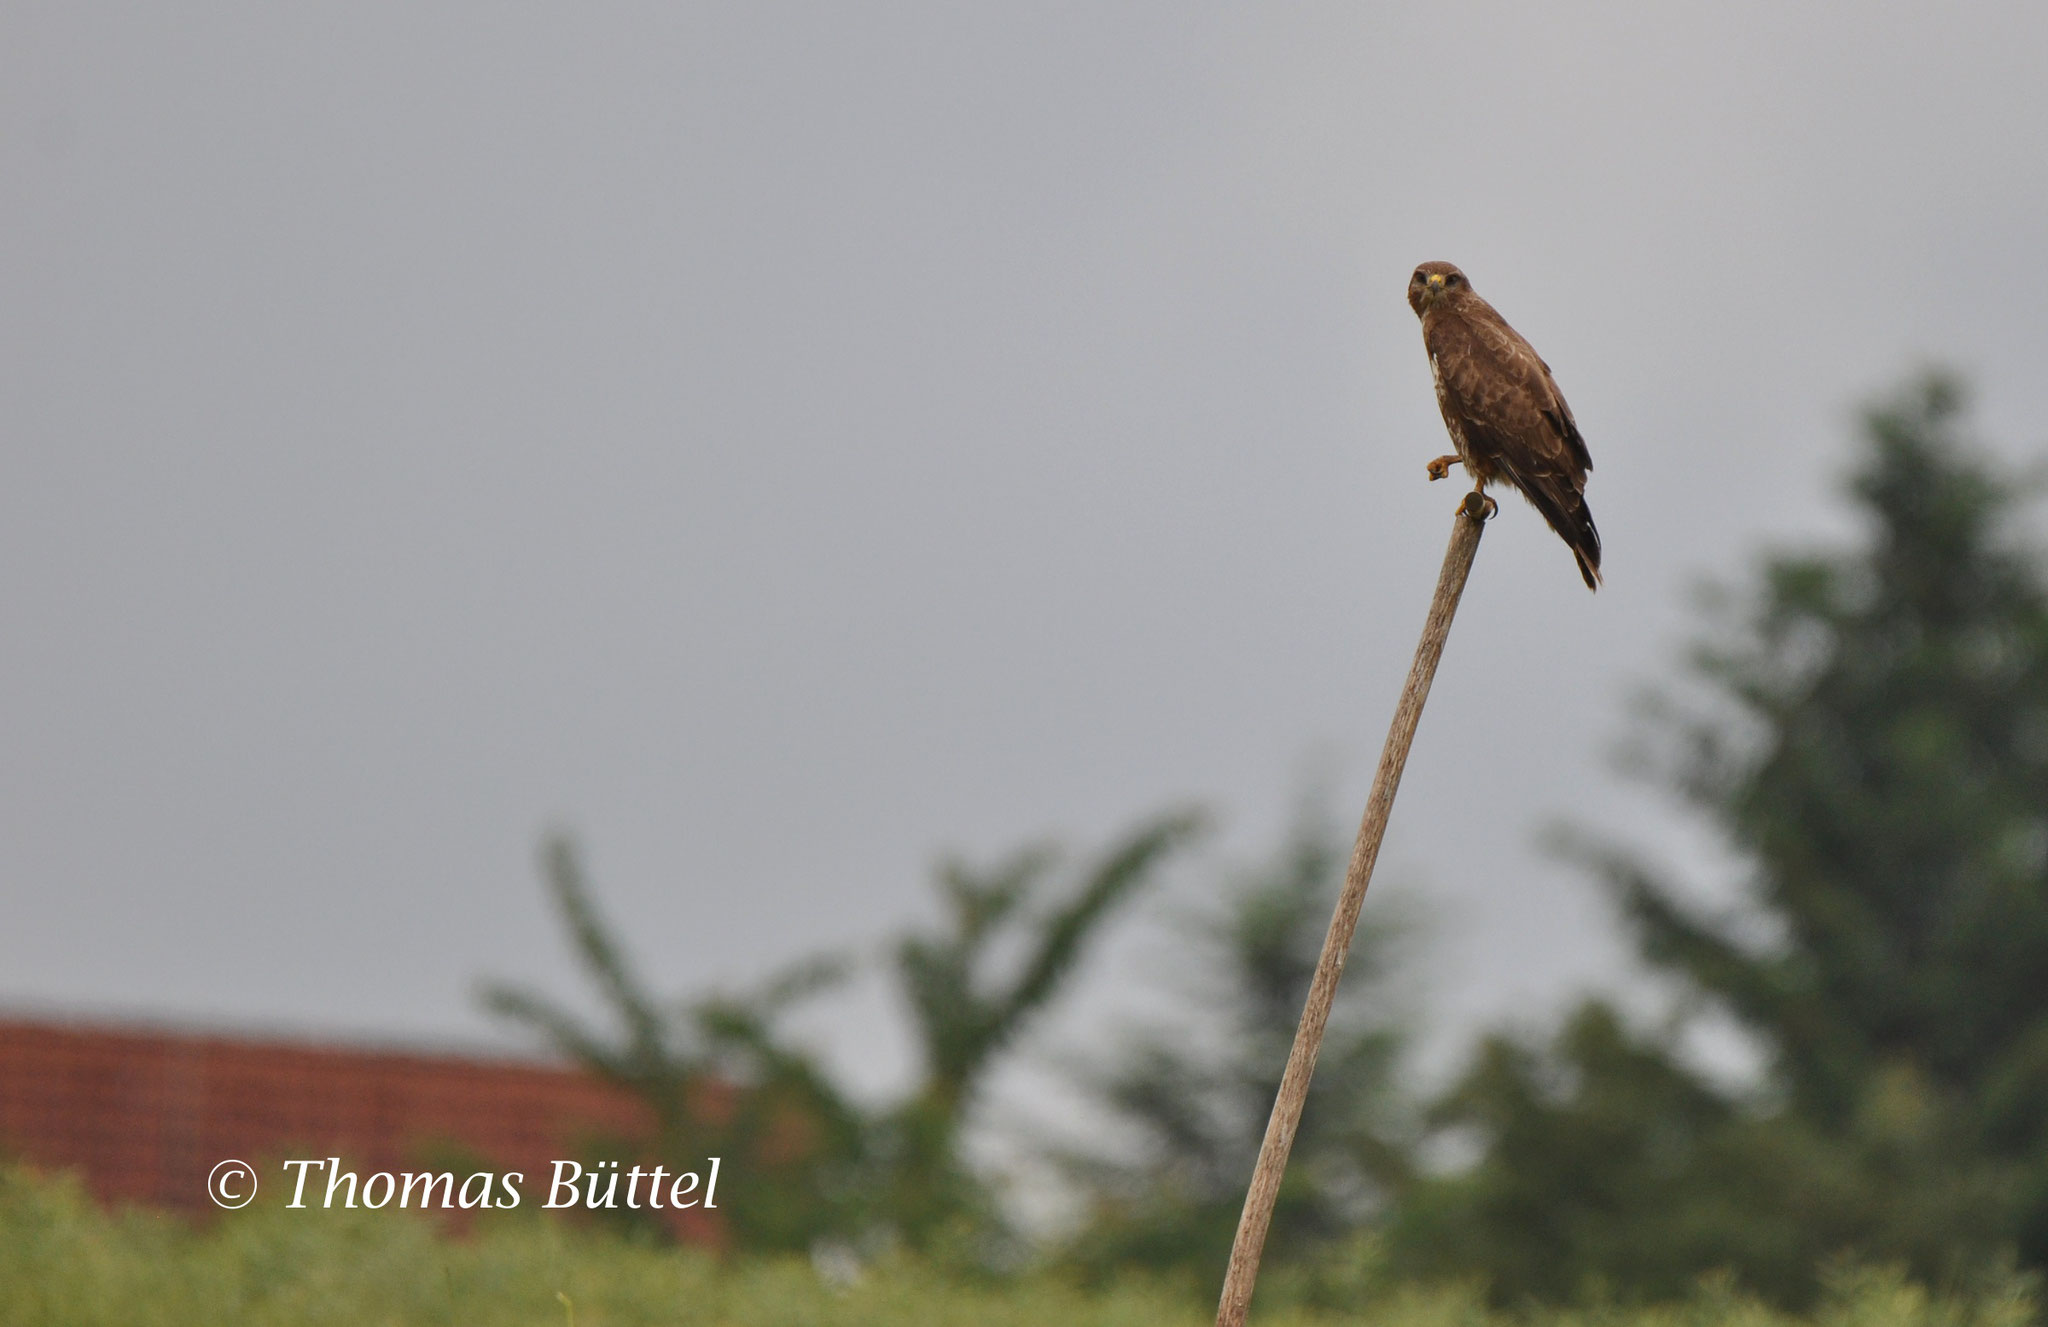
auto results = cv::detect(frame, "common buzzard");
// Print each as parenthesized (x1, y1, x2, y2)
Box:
(1408, 261, 1601, 590)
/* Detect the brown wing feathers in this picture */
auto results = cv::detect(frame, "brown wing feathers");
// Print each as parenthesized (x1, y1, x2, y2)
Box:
(1495, 443, 1603, 590)
(1532, 404, 1602, 589)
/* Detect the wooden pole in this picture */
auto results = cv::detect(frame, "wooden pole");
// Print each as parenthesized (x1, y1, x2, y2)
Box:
(1215, 490, 1492, 1327)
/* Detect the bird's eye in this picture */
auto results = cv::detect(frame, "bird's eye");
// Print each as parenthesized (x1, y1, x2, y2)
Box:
(1446, 272, 1461, 285)
(1413, 270, 1427, 284)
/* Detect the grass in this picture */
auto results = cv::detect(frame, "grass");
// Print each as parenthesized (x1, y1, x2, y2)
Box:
(3, 1164, 2037, 1327)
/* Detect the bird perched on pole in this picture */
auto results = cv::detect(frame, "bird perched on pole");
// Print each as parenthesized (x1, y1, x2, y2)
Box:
(1408, 261, 1602, 590)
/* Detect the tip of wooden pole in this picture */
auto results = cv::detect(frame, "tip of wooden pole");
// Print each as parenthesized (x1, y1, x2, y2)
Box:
(1458, 491, 1494, 522)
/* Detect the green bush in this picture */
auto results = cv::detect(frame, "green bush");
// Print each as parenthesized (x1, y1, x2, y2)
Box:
(2, 1164, 2035, 1327)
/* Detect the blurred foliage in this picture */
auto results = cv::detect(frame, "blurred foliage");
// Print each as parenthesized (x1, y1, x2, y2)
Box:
(879, 808, 1205, 1253)
(1388, 372, 2048, 1304)
(1056, 799, 1414, 1303)
(480, 839, 868, 1253)
(1616, 372, 2048, 1145)
(1385, 999, 2011, 1306)
(4, 1161, 2038, 1327)
(480, 810, 1199, 1260)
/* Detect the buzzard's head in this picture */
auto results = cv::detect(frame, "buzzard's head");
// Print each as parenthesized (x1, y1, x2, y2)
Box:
(1407, 261, 1470, 317)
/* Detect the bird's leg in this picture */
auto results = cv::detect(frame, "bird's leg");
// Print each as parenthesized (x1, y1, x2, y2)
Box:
(1426, 454, 1462, 482)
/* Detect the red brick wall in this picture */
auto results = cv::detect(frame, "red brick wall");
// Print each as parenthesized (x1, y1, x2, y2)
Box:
(0, 1014, 715, 1238)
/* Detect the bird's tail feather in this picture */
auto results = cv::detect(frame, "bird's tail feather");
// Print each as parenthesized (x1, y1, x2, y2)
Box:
(1564, 497, 1602, 591)
(1519, 480, 1602, 591)
(1573, 543, 1602, 591)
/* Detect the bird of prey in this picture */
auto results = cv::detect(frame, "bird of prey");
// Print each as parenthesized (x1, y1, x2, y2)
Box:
(1408, 261, 1602, 590)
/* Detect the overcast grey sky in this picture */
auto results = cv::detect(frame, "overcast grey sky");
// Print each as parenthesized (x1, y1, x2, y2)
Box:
(5, 4, 2047, 1116)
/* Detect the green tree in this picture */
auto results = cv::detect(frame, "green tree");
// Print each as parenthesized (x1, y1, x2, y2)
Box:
(1059, 799, 1413, 1299)
(480, 836, 869, 1252)
(1385, 999, 1990, 1306)
(1609, 372, 2048, 1271)
(482, 812, 1200, 1256)
(881, 808, 1206, 1250)
(1390, 373, 2048, 1303)
(1614, 373, 2048, 1131)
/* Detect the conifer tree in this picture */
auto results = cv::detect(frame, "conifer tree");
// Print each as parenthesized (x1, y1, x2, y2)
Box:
(1390, 373, 2048, 1302)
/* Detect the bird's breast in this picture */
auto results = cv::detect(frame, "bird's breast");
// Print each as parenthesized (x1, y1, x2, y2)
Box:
(1428, 353, 1471, 460)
